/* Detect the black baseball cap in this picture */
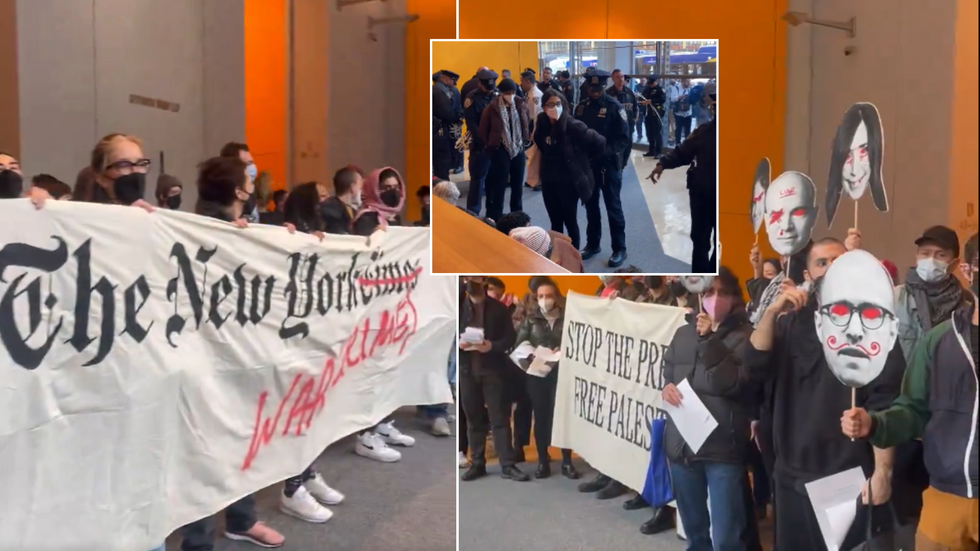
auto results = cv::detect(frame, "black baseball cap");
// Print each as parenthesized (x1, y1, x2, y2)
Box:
(914, 225, 960, 254)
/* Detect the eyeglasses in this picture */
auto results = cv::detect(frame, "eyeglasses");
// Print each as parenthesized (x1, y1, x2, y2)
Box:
(107, 159, 152, 172)
(819, 301, 893, 330)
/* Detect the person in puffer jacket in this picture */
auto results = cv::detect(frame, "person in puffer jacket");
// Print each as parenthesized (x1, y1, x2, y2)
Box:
(662, 266, 759, 551)
(843, 282, 978, 550)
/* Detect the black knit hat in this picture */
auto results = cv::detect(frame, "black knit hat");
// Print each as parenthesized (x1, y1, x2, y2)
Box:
(498, 78, 518, 93)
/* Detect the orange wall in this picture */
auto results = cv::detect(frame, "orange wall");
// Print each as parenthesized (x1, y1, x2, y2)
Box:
(949, 0, 979, 244)
(496, 275, 602, 298)
(406, 0, 457, 221)
(459, 0, 788, 283)
(244, 0, 287, 190)
(431, 40, 540, 90)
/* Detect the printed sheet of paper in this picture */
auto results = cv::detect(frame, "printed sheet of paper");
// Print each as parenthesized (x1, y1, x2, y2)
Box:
(510, 342, 535, 363)
(805, 467, 865, 551)
(460, 327, 485, 344)
(661, 379, 718, 453)
(527, 347, 559, 378)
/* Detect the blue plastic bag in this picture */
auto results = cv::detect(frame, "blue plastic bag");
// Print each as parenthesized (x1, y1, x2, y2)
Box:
(641, 417, 674, 507)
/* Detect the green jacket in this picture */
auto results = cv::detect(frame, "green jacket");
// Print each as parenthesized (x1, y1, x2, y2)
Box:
(870, 304, 978, 499)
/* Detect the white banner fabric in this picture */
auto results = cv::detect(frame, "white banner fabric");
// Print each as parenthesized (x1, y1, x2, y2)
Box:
(552, 292, 687, 493)
(0, 200, 454, 551)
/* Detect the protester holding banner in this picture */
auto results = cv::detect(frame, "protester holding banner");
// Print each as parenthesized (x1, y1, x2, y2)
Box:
(662, 267, 759, 551)
(744, 237, 906, 550)
(353, 166, 406, 235)
(513, 276, 581, 480)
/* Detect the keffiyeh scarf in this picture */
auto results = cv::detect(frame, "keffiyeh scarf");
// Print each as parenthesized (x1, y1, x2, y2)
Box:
(499, 97, 522, 159)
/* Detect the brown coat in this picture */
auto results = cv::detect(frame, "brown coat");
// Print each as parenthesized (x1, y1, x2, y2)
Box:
(478, 96, 529, 152)
(547, 230, 584, 273)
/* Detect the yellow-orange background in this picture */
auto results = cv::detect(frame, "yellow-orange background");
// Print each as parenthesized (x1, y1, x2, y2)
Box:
(431, 41, 540, 93)
(494, 275, 603, 298)
(458, 0, 788, 284)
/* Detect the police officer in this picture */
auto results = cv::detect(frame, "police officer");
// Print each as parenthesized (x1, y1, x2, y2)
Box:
(638, 75, 667, 157)
(447, 72, 465, 174)
(575, 69, 631, 268)
(578, 66, 596, 100)
(558, 70, 575, 105)
(460, 66, 487, 105)
(432, 69, 461, 180)
(537, 67, 562, 95)
(606, 69, 637, 170)
(462, 68, 499, 215)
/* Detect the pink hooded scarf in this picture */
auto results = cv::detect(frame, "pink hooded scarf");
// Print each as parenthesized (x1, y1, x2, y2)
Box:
(356, 166, 405, 227)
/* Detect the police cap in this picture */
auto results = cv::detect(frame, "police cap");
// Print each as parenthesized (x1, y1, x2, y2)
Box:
(432, 72, 440, 82)
(475, 68, 498, 81)
(586, 69, 612, 88)
(439, 69, 460, 81)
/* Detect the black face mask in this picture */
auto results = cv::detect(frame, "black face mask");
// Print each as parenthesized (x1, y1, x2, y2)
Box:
(166, 195, 182, 210)
(0, 170, 24, 199)
(380, 188, 401, 208)
(113, 173, 146, 205)
(646, 276, 664, 289)
(669, 281, 686, 297)
(421, 205, 430, 225)
(242, 193, 256, 216)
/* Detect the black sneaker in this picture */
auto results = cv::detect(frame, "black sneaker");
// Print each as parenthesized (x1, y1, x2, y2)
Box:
(623, 494, 650, 510)
(596, 479, 628, 500)
(461, 465, 488, 482)
(640, 507, 676, 535)
(501, 465, 530, 481)
(577, 473, 611, 493)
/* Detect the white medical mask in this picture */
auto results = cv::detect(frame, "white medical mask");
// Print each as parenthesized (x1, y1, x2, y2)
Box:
(246, 164, 258, 181)
(916, 257, 948, 283)
(502, 94, 514, 104)
(546, 105, 562, 120)
(538, 298, 555, 313)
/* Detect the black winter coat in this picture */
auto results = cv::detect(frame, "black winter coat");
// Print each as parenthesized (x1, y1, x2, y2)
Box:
(533, 112, 606, 204)
(664, 310, 756, 465)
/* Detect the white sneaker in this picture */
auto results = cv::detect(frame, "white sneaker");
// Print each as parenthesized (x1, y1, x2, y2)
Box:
(355, 432, 401, 462)
(280, 486, 333, 524)
(376, 421, 415, 447)
(458, 451, 471, 469)
(431, 417, 452, 437)
(305, 473, 345, 505)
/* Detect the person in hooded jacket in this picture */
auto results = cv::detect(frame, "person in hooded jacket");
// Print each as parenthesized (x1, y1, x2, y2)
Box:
(533, 89, 606, 250)
(513, 276, 581, 480)
(353, 166, 405, 236)
(662, 267, 759, 551)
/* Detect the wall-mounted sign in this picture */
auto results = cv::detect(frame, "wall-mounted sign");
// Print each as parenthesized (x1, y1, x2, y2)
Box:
(129, 94, 180, 113)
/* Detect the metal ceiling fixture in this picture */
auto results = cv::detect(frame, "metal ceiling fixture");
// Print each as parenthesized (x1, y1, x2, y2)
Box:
(367, 14, 420, 42)
(782, 11, 856, 38)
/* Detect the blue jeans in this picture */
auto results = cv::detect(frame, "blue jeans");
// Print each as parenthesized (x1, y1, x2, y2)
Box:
(670, 460, 746, 551)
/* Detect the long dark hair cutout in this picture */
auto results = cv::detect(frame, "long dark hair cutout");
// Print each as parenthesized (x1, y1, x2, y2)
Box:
(826, 102, 887, 227)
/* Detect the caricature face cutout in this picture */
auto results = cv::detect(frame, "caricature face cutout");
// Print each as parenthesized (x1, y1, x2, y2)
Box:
(682, 276, 714, 295)
(826, 102, 887, 227)
(843, 121, 870, 199)
(764, 172, 818, 256)
(814, 250, 898, 388)
(751, 158, 770, 234)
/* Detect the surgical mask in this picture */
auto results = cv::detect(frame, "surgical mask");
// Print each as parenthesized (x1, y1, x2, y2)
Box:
(702, 295, 732, 322)
(246, 164, 258, 182)
(538, 298, 555, 313)
(380, 188, 401, 208)
(0, 169, 24, 199)
(113, 173, 146, 205)
(545, 105, 562, 120)
(916, 257, 948, 283)
(166, 195, 182, 210)
(502, 94, 514, 104)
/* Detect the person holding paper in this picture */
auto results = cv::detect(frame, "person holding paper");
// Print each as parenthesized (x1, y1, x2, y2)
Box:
(842, 234, 978, 551)
(459, 277, 530, 482)
(745, 237, 905, 551)
(513, 277, 580, 480)
(662, 268, 757, 551)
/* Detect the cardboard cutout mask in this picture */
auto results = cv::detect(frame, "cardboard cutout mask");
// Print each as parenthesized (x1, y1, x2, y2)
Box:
(764, 171, 819, 256)
(826, 102, 887, 227)
(681, 276, 714, 295)
(815, 250, 898, 387)
(751, 158, 770, 234)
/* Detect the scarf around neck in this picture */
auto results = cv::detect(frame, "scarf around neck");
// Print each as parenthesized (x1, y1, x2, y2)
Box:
(905, 268, 964, 329)
(498, 97, 522, 159)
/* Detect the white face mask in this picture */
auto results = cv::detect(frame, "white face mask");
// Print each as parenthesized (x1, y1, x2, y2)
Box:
(246, 164, 258, 182)
(502, 94, 514, 104)
(538, 298, 555, 312)
(916, 257, 948, 283)
(545, 105, 562, 120)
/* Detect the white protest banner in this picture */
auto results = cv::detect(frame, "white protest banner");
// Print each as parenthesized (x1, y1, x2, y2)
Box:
(0, 199, 453, 551)
(552, 292, 687, 493)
